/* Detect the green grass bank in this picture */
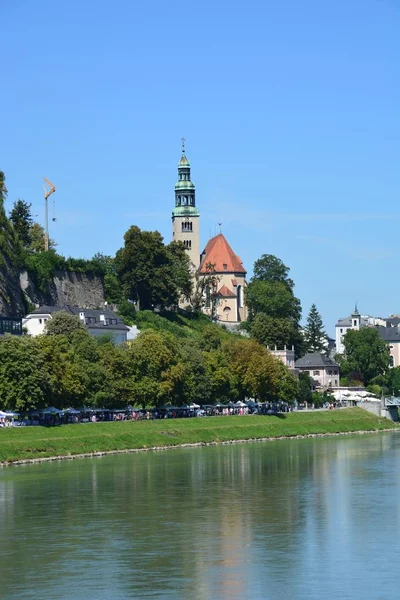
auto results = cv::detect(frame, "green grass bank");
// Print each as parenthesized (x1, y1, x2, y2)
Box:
(1, 408, 398, 465)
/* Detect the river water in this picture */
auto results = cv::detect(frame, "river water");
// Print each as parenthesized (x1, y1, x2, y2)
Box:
(1, 433, 400, 599)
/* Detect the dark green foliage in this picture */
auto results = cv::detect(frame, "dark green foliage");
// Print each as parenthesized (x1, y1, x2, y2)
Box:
(9, 199, 33, 247)
(338, 328, 391, 386)
(0, 336, 49, 412)
(297, 372, 313, 405)
(44, 311, 88, 338)
(253, 254, 294, 289)
(246, 254, 302, 354)
(303, 303, 328, 354)
(115, 226, 192, 310)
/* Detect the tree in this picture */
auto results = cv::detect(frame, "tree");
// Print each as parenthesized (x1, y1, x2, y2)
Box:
(28, 222, 56, 252)
(0, 171, 7, 204)
(303, 304, 328, 354)
(115, 225, 190, 310)
(9, 199, 33, 247)
(252, 254, 294, 290)
(297, 372, 313, 406)
(0, 336, 49, 412)
(339, 327, 391, 385)
(166, 241, 193, 304)
(246, 280, 301, 322)
(191, 262, 221, 318)
(251, 313, 303, 352)
(246, 254, 302, 354)
(91, 252, 123, 304)
(45, 311, 88, 338)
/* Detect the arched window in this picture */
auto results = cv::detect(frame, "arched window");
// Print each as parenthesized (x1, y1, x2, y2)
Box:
(237, 285, 242, 308)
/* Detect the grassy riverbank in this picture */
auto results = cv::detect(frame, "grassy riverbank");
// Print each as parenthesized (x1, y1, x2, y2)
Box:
(1, 408, 398, 464)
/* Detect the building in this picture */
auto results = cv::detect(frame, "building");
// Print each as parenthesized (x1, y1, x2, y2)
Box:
(199, 233, 247, 323)
(268, 346, 296, 370)
(23, 306, 129, 344)
(336, 305, 400, 367)
(171, 140, 200, 271)
(295, 352, 340, 389)
(0, 316, 22, 336)
(171, 142, 247, 324)
(335, 305, 386, 354)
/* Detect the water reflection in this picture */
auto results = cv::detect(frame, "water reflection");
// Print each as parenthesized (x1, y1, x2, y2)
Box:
(1, 433, 400, 599)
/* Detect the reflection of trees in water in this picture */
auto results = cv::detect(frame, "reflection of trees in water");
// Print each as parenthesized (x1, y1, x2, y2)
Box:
(0, 434, 398, 599)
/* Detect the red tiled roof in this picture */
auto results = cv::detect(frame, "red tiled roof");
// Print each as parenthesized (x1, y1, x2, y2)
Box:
(199, 233, 246, 274)
(218, 284, 236, 298)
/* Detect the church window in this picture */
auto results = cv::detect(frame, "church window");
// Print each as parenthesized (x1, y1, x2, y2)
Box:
(183, 240, 192, 249)
(237, 285, 242, 308)
(353, 320, 357, 326)
(205, 286, 211, 307)
(182, 196, 187, 205)
(182, 221, 193, 232)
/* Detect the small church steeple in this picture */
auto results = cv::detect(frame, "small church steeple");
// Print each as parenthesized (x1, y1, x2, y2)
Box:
(172, 140, 200, 270)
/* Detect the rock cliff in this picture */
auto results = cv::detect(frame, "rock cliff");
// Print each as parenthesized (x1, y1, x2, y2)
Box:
(20, 270, 106, 311)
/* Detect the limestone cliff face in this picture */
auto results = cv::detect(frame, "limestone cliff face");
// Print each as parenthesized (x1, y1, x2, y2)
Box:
(20, 270, 106, 311)
(0, 253, 26, 316)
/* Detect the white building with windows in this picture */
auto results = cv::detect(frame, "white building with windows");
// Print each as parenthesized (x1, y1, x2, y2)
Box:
(23, 305, 129, 344)
(335, 305, 386, 354)
(295, 353, 340, 389)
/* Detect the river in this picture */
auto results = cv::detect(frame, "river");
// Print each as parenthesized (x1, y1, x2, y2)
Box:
(1, 432, 400, 599)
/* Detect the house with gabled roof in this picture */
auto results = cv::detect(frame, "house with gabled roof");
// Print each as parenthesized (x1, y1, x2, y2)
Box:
(295, 352, 340, 389)
(23, 305, 129, 344)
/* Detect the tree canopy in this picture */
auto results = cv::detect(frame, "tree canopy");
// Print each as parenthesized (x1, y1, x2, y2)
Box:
(338, 327, 391, 386)
(115, 226, 192, 310)
(246, 254, 302, 355)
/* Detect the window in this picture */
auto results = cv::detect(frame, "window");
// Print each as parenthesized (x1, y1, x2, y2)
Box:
(39, 318, 43, 324)
(181, 221, 193, 232)
(237, 285, 242, 308)
(340, 328, 343, 334)
(205, 286, 211, 308)
(183, 240, 192, 249)
(353, 320, 357, 326)
(313, 370, 320, 376)
(223, 263, 228, 270)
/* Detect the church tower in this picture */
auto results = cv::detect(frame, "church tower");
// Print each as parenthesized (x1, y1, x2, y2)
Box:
(172, 140, 200, 270)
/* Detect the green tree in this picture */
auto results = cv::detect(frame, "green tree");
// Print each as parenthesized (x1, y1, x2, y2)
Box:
(0, 336, 49, 412)
(191, 262, 221, 317)
(0, 171, 7, 204)
(115, 225, 190, 310)
(303, 303, 328, 354)
(45, 311, 88, 338)
(339, 327, 391, 385)
(91, 252, 123, 304)
(253, 254, 294, 290)
(28, 222, 56, 253)
(246, 254, 302, 355)
(297, 372, 313, 406)
(251, 313, 303, 352)
(166, 241, 193, 303)
(9, 199, 33, 247)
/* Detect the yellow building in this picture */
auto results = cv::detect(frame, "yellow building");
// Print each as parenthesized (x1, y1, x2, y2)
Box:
(171, 143, 247, 324)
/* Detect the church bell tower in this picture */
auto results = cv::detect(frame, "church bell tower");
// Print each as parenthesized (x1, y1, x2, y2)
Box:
(172, 139, 200, 270)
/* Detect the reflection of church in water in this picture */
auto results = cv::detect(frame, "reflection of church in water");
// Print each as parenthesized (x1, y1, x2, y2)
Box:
(171, 142, 248, 324)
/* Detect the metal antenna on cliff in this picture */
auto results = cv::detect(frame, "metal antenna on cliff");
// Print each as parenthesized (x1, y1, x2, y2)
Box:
(43, 177, 56, 251)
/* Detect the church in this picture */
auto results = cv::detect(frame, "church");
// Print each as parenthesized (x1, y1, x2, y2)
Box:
(171, 143, 248, 324)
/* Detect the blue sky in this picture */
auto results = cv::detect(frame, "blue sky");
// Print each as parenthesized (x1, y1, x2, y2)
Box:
(1, 0, 399, 334)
